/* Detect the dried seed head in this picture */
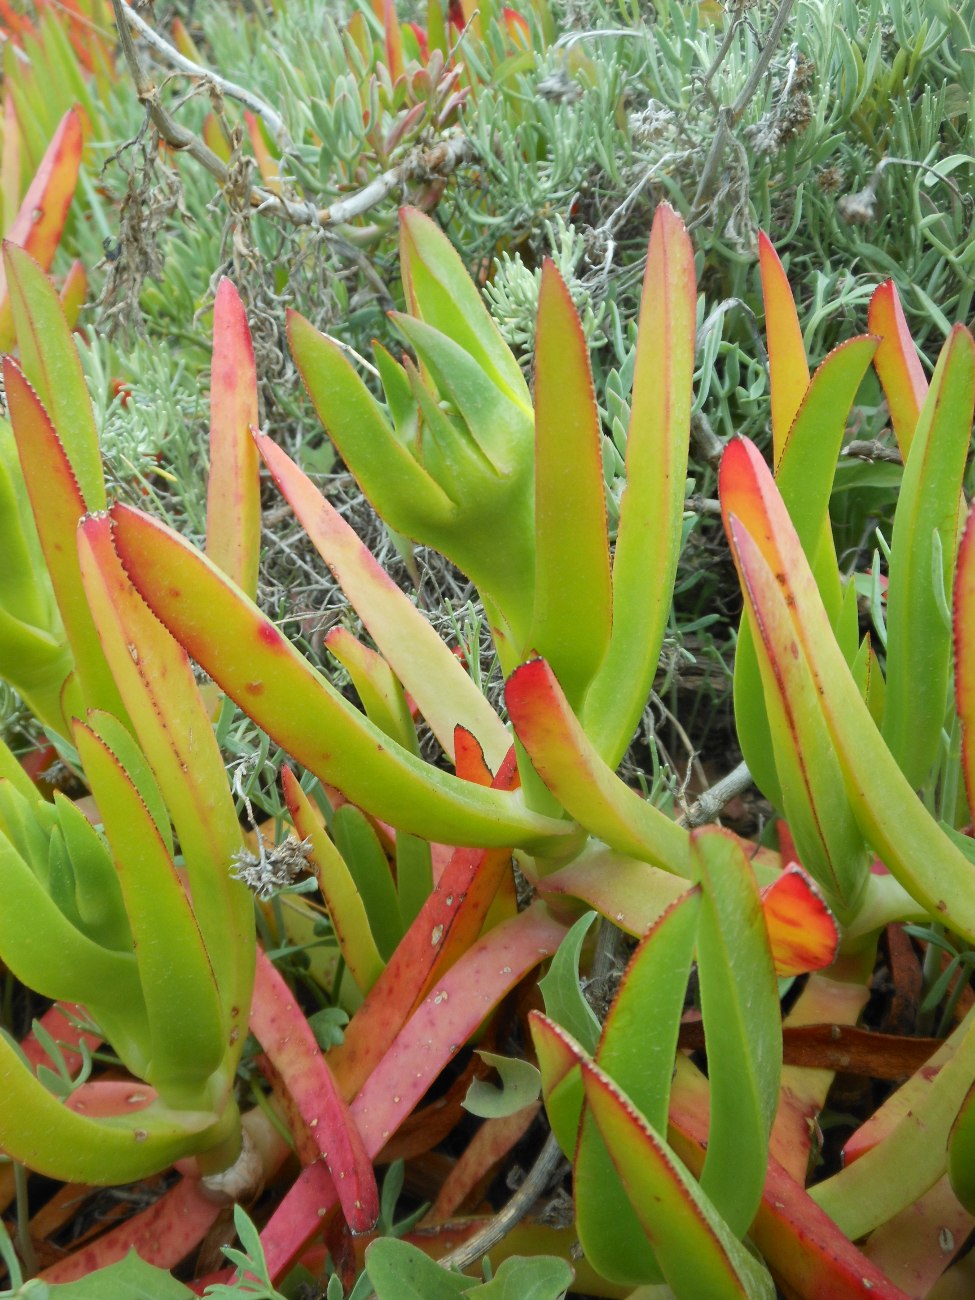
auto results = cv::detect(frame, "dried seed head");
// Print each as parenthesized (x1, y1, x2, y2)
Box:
(230, 834, 312, 900)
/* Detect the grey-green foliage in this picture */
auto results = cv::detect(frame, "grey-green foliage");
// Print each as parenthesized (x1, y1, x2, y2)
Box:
(483, 215, 608, 363)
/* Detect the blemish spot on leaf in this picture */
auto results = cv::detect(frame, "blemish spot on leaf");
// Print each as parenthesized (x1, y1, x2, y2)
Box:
(133, 1130, 147, 1142)
(434, 990, 448, 1004)
(127, 643, 139, 663)
(245, 680, 265, 695)
(257, 622, 285, 649)
(431, 924, 444, 945)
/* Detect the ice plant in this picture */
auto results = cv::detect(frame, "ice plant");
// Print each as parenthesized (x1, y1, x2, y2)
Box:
(94, 205, 837, 1296)
(0, 266, 377, 1262)
(5, 197, 973, 1298)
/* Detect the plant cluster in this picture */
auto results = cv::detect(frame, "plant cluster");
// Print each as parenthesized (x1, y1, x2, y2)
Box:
(1, 1, 975, 1298)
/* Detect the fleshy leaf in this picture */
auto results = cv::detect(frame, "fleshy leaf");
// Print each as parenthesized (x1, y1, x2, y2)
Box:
(347, 904, 566, 1155)
(4, 359, 124, 728)
(582, 204, 696, 765)
(581, 1057, 776, 1298)
(73, 723, 227, 1103)
(955, 503, 975, 817)
(733, 337, 877, 810)
(0, 108, 83, 350)
(398, 205, 531, 410)
(288, 310, 454, 528)
(760, 863, 839, 977)
(691, 827, 781, 1237)
(527, 260, 611, 708)
(868, 278, 928, 460)
(325, 627, 419, 756)
(0, 1032, 225, 1184)
(77, 514, 253, 1044)
(110, 502, 568, 852)
(4, 240, 103, 510)
(281, 767, 385, 995)
(813, 1009, 975, 1240)
(250, 950, 378, 1234)
(507, 657, 689, 873)
(573, 890, 701, 1287)
(257, 430, 510, 768)
(332, 803, 403, 962)
(532, 844, 689, 939)
(206, 278, 260, 600)
(0, 826, 144, 1033)
(328, 753, 521, 1098)
(759, 231, 809, 463)
(721, 437, 975, 942)
(881, 325, 975, 789)
(527, 1011, 588, 1159)
(596, 889, 700, 1132)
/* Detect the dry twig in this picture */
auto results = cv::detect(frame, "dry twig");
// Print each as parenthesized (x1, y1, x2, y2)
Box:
(109, 0, 477, 232)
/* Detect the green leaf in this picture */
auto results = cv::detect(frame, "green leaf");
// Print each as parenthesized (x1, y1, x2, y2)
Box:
(596, 889, 700, 1133)
(573, 890, 700, 1287)
(256, 432, 511, 770)
(814, 1008, 975, 1239)
(582, 205, 696, 766)
(506, 658, 690, 873)
(758, 231, 809, 463)
(721, 438, 975, 942)
(332, 804, 403, 962)
(24, 1250, 194, 1297)
(538, 911, 601, 1054)
(582, 1058, 776, 1298)
(882, 325, 975, 788)
(74, 724, 227, 1102)
(691, 828, 781, 1237)
(3, 359, 125, 729)
(365, 1236, 472, 1298)
(109, 504, 570, 854)
(734, 337, 877, 810)
(732, 541, 870, 919)
(528, 1011, 588, 1159)
(0, 827, 146, 1034)
(396, 832, 433, 932)
(78, 515, 253, 1048)
(473, 1255, 573, 1298)
(3, 237, 104, 511)
(326, 626, 420, 756)
(53, 790, 130, 952)
(398, 206, 531, 411)
(0, 418, 50, 630)
(0, 1031, 223, 1183)
(282, 768, 385, 995)
(288, 310, 454, 528)
(464, 1050, 541, 1118)
(528, 261, 612, 710)
(0, 730, 43, 805)
(84, 709, 175, 859)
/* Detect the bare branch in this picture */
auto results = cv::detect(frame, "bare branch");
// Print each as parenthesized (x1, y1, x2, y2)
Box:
(116, 0, 295, 154)
(678, 759, 753, 829)
(435, 1133, 567, 1275)
(109, 0, 477, 233)
(690, 0, 798, 221)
